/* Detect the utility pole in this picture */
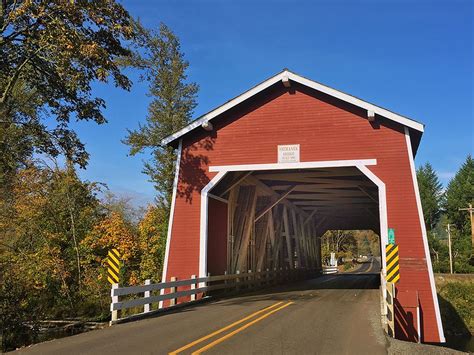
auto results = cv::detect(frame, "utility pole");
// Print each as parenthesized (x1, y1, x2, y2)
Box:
(459, 203, 474, 248)
(447, 224, 453, 274)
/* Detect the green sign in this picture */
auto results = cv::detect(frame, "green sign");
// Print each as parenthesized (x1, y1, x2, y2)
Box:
(388, 228, 395, 244)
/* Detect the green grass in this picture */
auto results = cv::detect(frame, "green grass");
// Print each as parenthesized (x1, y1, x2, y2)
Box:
(435, 274, 474, 336)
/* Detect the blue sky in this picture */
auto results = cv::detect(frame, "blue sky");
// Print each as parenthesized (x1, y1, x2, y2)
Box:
(72, 0, 473, 207)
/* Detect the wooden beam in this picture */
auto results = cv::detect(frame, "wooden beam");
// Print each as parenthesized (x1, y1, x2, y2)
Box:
(256, 176, 373, 186)
(245, 175, 308, 218)
(282, 205, 294, 269)
(287, 191, 369, 199)
(220, 171, 253, 197)
(357, 185, 378, 203)
(255, 185, 296, 222)
(303, 209, 318, 226)
(208, 193, 228, 203)
(291, 209, 303, 268)
(293, 200, 374, 206)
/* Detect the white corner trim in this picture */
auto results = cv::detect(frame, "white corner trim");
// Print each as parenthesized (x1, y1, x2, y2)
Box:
(199, 171, 227, 281)
(209, 159, 377, 173)
(161, 70, 424, 145)
(404, 127, 445, 342)
(161, 139, 182, 284)
(200, 159, 383, 285)
(356, 165, 388, 256)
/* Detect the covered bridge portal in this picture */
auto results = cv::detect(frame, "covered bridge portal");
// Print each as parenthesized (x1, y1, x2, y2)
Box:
(161, 70, 444, 343)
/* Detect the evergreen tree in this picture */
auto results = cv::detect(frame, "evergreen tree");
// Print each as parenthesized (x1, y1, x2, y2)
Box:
(444, 155, 474, 272)
(124, 23, 198, 211)
(417, 162, 443, 230)
(444, 155, 474, 237)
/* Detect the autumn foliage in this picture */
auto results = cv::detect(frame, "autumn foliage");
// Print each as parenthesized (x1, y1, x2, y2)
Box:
(0, 164, 168, 351)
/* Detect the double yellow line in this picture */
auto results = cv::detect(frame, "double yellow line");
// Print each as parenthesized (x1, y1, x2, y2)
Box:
(169, 301, 294, 355)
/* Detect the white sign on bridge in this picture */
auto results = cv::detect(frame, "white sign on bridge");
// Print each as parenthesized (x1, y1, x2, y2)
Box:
(278, 144, 300, 163)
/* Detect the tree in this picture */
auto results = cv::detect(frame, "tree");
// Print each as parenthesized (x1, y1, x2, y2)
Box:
(417, 162, 443, 231)
(124, 23, 198, 210)
(0, 162, 103, 351)
(1, 1, 138, 168)
(444, 155, 474, 237)
(137, 205, 167, 282)
(444, 155, 474, 272)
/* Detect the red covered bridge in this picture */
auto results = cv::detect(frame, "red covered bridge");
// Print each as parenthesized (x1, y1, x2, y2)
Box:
(161, 69, 444, 344)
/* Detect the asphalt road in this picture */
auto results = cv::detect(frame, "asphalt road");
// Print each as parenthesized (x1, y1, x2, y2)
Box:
(16, 264, 386, 355)
(348, 257, 381, 274)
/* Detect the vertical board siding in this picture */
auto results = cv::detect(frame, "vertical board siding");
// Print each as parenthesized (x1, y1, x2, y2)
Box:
(207, 198, 228, 276)
(166, 84, 441, 342)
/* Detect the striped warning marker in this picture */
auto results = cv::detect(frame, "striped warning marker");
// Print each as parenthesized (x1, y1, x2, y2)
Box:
(107, 248, 122, 285)
(385, 244, 400, 283)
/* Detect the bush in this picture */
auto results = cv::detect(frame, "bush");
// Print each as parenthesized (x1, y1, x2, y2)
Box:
(437, 279, 474, 336)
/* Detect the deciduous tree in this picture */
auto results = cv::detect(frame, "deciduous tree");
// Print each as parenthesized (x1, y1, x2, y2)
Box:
(1, 0, 138, 167)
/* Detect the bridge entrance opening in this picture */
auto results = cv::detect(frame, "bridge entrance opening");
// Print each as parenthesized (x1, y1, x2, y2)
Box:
(205, 166, 383, 280)
(320, 229, 381, 275)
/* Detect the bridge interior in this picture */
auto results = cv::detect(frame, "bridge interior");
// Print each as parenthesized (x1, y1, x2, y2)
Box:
(208, 166, 382, 275)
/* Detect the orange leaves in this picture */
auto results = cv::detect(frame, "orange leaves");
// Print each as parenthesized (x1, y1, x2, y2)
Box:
(81, 212, 139, 261)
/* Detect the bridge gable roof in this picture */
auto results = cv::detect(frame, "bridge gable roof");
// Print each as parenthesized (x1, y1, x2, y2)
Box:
(162, 69, 424, 148)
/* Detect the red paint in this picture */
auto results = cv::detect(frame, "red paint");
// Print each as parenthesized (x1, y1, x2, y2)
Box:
(207, 198, 228, 275)
(165, 82, 442, 342)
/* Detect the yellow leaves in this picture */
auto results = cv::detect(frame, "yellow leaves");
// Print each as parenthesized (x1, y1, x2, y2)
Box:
(81, 212, 139, 261)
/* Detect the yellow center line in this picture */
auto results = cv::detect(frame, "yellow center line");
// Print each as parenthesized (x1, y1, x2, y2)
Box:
(169, 301, 284, 355)
(191, 301, 294, 355)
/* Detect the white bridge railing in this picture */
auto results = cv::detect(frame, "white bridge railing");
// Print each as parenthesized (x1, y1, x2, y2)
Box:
(110, 267, 319, 324)
(322, 265, 338, 274)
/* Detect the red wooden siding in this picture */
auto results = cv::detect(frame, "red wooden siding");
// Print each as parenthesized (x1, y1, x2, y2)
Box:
(165, 83, 441, 342)
(207, 198, 228, 276)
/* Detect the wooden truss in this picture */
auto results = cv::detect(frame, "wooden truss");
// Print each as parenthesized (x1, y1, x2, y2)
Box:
(215, 167, 379, 274)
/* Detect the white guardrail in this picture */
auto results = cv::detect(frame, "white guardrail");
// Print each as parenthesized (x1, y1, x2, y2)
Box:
(322, 266, 338, 274)
(110, 267, 320, 324)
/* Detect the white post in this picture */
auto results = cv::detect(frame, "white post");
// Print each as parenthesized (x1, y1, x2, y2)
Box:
(170, 276, 177, 306)
(447, 224, 453, 274)
(110, 283, 119, 325)
(191, 275, 196, 301)
(144, 279, 151, 313)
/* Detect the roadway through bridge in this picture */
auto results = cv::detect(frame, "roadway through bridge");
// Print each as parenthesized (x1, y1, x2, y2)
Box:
(18, 259, 386, 355)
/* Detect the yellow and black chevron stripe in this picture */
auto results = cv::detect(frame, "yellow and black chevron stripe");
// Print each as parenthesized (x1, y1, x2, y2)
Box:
(107, 248, 122, 285)
(385, 244, 400, 283)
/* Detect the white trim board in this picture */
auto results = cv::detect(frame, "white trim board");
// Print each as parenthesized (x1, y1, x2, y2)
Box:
(209, 159, 377, 173)
(404, 127, 445, 342)
(199, 171, 227, 281)
(162, 69, 424, 146)
(161, 139, 182, 285)
(199, 159, 387, 281)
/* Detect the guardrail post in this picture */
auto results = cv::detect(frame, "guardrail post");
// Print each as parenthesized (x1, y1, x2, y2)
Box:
(170, 276, 177, 306)
(110, 283, 119, 325)
(224, 270, 228, 293)
(386, 282, 395, 337)
(190, 275, 196, 301)
(236, 270, 240, 292)
(144, 279, 151, 313)
(248, 270, 252, 289)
